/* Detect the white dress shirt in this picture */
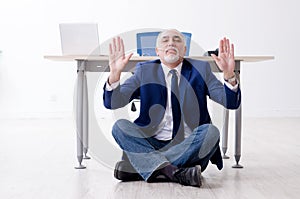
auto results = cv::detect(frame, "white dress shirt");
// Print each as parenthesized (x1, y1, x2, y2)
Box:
(153, 63, 192, 140)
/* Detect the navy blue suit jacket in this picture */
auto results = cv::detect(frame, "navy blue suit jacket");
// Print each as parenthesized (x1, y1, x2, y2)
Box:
(103, 58, 241, 136)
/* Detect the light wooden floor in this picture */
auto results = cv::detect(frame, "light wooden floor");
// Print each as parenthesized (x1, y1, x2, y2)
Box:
(1, 117, 300, 199)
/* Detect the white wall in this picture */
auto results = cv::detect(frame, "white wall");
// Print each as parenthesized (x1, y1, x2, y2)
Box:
(0, 0, 299, 119)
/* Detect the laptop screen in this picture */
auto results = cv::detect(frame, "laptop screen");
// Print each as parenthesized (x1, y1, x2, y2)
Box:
(59, 23, 100, 55)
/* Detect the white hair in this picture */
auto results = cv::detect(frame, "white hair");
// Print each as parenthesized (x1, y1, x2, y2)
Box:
(156, 29, 186, 47)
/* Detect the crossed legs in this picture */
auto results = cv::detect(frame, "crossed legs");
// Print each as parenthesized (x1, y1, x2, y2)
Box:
(112, 119, 222, 182)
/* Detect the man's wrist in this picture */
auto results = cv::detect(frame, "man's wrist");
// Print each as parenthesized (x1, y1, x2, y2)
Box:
(224, 72, 235, 80)
(106, 78, 120, 91)
(108, 73, 121, 85)
(224, 74, 236, 83)
(224, 73, 238, 86)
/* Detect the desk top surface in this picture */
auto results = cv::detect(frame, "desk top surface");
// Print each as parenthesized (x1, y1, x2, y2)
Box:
(44, 55, 274, 62)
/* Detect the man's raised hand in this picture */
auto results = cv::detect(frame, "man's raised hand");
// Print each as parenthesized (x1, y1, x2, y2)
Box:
(108, 37, 133, 84)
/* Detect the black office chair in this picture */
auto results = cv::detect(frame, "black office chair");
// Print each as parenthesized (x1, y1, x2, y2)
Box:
(131, 31, 192, 111)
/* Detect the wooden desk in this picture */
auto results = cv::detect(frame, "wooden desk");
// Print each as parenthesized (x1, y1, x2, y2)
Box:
(44, 55, 274, 169)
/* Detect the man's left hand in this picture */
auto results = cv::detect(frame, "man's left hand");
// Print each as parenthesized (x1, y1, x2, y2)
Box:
(211, 37, 235, 79)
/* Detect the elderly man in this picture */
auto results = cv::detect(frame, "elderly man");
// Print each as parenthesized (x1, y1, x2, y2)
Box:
(103, 29, 241, 187)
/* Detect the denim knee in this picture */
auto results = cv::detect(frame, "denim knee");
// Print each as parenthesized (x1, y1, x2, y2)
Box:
(112, 119, 146, 140)
(197, 124, 220, 159)
(112, 119, 131, 140)
(194, 124, 220, 140)
(207, 124, 220, 141)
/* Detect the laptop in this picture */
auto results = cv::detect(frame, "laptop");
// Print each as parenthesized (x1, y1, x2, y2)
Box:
(59, 23, 101, 55)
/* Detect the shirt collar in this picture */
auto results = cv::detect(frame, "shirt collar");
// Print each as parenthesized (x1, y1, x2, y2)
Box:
(161, 62, 183, 77)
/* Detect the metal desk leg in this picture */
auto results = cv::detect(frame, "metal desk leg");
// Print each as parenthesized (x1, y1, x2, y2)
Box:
(222, 108, 230, 159)
(83, 74, 90, 159)
(232, 63, 243, 168)
(75, 61, 86, 169)
(232, 105, 243, 168)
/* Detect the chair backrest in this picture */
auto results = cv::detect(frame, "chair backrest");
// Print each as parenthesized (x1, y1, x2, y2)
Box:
(182, 32, 192, 56)
(136, 31, 192, 56)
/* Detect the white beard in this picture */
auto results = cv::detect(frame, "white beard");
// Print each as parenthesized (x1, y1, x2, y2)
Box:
(164, 54, 179, 64)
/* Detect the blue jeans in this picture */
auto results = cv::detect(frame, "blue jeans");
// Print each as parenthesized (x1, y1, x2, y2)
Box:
(112, 119, 222, 181)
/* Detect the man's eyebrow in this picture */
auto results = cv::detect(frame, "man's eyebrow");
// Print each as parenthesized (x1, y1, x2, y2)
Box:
(161, 35, 182, 40)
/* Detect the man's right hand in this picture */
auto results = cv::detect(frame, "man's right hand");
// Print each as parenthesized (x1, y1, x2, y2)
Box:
(108, 37, 133, 84)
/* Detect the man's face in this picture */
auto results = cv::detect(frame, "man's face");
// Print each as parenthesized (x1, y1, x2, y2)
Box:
(156, 30, 186, 65)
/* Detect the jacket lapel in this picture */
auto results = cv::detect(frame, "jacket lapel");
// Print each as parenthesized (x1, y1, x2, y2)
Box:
(156, 60, 191, 107)
(156, 64, 167, 104)
(179, 59, 192, 106)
